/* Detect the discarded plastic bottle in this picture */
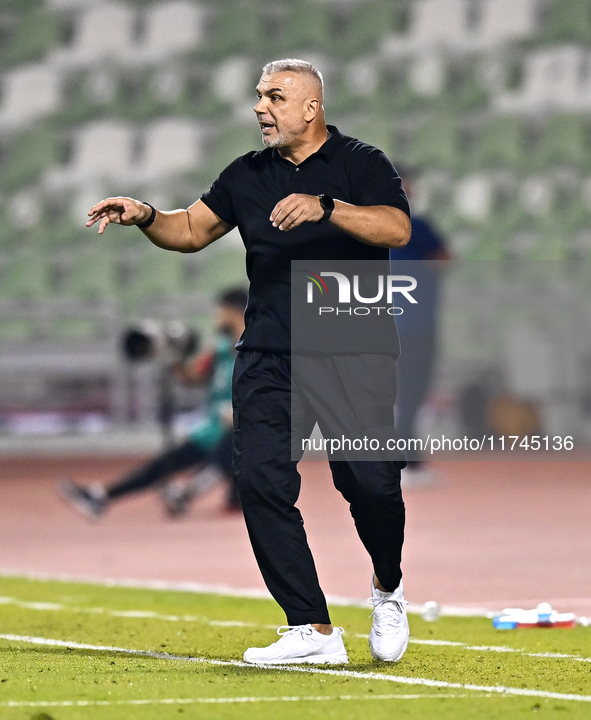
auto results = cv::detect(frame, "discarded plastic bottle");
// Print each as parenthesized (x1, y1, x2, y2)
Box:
(493, 603, 577, 629)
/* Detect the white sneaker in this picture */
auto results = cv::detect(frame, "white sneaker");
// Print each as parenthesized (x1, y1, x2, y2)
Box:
(368, 578, 409, 661)
(243, 625, 348, 665)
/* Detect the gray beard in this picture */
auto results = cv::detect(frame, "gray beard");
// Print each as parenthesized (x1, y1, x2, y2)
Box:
(262, 130, 289, 148)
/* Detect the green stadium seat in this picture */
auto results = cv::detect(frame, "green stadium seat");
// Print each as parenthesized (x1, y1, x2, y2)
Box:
(535, 115, 591, 170)
(407, 116, 461, 170)
(195, 244, 247, 297)
(542, 0, 591, 42)
(62, 246, 118, 301)
(0, 317, 37, 341)
(470, 116, 528, 170)
(440, 58, 488, 113)
(209, 122, 262, 173)
(0, 248, 52, 301)
(0, 5, 61, 67)
(281, 1, 333, 52)
(1, 126, 60, 193)
(344, 117, 396, 158)
(209, 0, 265, 56)
(343, 0, 402, 55)
(123, 246, 186, 311)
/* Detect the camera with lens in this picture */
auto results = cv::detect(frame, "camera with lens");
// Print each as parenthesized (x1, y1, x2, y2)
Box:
(122, 321, 200, 365)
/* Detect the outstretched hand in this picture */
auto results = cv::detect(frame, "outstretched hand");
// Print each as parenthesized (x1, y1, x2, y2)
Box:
(86, 197, 150, 234)
(270, 193, 324, 231)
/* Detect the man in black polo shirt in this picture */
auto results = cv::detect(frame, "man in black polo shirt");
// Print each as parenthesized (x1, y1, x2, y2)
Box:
(87, 58, 411, 665)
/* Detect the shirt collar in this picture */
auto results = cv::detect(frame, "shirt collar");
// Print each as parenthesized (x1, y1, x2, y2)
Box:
(272, 124, 342, 166)
(315, 124, 341, 160)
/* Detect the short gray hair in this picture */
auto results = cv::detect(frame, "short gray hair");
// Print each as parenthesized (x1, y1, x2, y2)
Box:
(261, 58, 324, 96)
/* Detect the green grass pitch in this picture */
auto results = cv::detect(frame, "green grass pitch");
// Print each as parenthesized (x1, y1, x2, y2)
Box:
(0, 576, 590, 719)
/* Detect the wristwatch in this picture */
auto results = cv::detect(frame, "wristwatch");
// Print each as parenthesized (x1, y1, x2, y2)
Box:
(317, 194, 335, 223)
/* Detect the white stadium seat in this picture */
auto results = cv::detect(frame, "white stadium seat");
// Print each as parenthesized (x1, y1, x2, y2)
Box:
(495, 46, 591, 112)
(51, 2, 136, 66)
(380, 0, 537, 55)
(139, 1, 207, 62)
(139, 118, 204, 179)
(0, 64, 61, 130)
(44, 120, 134, 188)
(478, 0, 537, 45)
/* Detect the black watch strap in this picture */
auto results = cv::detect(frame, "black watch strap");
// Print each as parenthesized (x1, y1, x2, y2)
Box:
(136, 202, 157, 228)
(316, 194, 335, 223)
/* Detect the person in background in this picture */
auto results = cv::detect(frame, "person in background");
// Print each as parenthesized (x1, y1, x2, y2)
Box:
(389, 167, 451, 487)
(59, 287, 247, 518)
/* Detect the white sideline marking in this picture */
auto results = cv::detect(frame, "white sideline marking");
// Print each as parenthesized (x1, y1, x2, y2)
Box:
(2, 594, 589, 664)
(409, 638, 591, 663)
(355, 634, 591, 664)
(1, 634, 591, 704)
(0, 569, 495, 616)
(0, 693, 473, 708)
(0, 596, 274, 630)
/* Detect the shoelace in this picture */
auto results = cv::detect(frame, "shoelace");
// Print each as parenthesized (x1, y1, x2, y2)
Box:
(367, 595, 409, 625)
(276, 625, 344, 639)
(276, 625, 314, 639)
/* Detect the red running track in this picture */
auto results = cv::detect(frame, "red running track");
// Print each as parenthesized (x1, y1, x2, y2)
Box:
(0, 455, 589, 616)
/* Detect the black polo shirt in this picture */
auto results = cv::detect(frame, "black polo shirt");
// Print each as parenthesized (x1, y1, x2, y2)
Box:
(200, 125, 410, 353)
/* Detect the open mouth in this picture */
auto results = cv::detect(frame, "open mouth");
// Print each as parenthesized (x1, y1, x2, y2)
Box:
(259, 122, 275, 133)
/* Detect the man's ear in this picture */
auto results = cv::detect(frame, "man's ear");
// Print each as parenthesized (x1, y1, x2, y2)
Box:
(304, 98, 320, 123)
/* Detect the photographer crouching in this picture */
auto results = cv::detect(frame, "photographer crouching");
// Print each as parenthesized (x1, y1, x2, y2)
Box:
(59, 288, 247, 519)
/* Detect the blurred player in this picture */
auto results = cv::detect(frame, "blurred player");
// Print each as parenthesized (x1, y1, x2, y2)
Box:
(59, 288, 247, 518)
(389, 168, 451, 487)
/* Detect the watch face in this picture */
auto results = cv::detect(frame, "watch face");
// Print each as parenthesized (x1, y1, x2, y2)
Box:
(320, 195, 334, 213)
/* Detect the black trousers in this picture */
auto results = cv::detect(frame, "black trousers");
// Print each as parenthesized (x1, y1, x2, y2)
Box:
(232, 351, 405, 626)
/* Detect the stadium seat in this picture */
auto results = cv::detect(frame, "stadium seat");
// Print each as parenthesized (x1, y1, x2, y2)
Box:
(123, 246, 186, 311)
(195, 244, 248, 297)
(407, 0, 468, 47)
(407, 115, 461, 169)
(344, 0, 403, 55)
(208, 0, 265, 57)
(44, 120, 135, 189)
(0, 5, 62, 67)
(442, 57, 488, 112)
(281, 1, 333, 52)
(1, 126, 61, 192)
(0, 63, 62, 130)
(209, 122, 262, 173)
(211, 56, 258, 108)
(61, 246, 118, 301)
(454, 174, 493, 223)
(344, 117, 396, 159)
(139, 118, 205, 181)
(535, 115, 591, 170)
(51, 2, 137, 66)
(477, 0, 537, 45)
(495, 46, 591, 113)
(471, 116, 528, 169)
(138, 1, 206, 62)
(541, 0, 591, 43)
(0, 248, 52, 301)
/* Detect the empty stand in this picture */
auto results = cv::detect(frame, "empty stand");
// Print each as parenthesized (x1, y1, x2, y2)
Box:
(0, 63, 62, 130)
